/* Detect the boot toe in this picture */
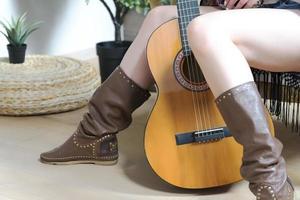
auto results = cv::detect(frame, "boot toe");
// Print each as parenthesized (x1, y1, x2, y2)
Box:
(250, 177, 294, 200)
(39, 131, 118, 165)
(40, 146, 64, 164)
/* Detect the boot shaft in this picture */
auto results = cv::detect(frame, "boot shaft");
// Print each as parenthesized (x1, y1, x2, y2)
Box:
(82, 67, 151, 136)
(215, 81, 292, 199)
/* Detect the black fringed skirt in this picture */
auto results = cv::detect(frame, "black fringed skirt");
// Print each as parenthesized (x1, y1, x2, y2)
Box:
(252, 0, 300, 133)
(262, 0, 300, 9)
(252, 70, 300, 133)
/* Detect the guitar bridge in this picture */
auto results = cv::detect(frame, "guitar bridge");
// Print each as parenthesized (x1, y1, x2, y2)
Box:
(175, 127, 231, 145)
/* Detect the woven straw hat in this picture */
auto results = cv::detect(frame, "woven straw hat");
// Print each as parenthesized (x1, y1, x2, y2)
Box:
(0, 55, 100, 116)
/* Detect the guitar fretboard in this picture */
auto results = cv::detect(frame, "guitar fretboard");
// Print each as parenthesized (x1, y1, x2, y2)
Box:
(177, 0, 200, 56)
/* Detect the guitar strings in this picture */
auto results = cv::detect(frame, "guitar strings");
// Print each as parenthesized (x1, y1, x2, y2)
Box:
(184, 0, 208, 132)
(185, 0, 213, 131)
(181, 0, 205, 133)
(182, 0, 208, 133)
(181, 0, 208, 132)
(182, 0, 206, 133)
(177, 0, 201, 132)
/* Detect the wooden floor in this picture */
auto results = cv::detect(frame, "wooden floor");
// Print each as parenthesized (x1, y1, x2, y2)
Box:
(0, 61, 299, 200)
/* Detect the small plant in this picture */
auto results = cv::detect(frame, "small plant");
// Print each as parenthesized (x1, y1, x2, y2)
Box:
(0, 12, 42, 46)
(0, 12, 42, 63)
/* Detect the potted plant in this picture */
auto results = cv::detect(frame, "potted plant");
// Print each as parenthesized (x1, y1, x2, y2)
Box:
(85, 0, 150, 82)
(0, 12, 42, 64)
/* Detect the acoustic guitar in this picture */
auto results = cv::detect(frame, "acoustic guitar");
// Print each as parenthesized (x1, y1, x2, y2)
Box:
(144, 0, 275, 189)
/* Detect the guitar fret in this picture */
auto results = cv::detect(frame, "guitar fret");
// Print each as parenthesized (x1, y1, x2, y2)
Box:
(178, 14, 199, 18)
(177, 0, 200, 53)
(178, 6, 199, 9)
(179, 32, 187, 37)
(178, 7, 199, 10)
(177, 1, 198, 4)
(179, 29, 187, 33)
(179, 12, 199, 16)
(177, 1, 199, 5)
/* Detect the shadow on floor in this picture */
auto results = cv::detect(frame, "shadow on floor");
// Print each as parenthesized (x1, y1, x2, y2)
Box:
(119, 108, 300, 196)
(118, 111, 234, 196)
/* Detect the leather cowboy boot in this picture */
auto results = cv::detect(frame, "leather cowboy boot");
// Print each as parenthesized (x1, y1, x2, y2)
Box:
(40, 67, 151, 165)
(215, 81, 294, 200)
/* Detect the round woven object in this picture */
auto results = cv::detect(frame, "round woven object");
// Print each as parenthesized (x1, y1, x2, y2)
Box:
(0, 55, 100, 116)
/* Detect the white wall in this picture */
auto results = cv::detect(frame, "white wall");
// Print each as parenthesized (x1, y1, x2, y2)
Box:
(0, 0, 115, 59)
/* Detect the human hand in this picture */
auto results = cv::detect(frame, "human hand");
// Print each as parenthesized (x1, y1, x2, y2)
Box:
(219, 0, 262, 9)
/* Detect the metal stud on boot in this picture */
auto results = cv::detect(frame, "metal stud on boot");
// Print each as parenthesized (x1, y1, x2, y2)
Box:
(215, 81, 294, 200)
(40, 67, 150, 165)
(40, 128, 119, 165)
(249, 177, 294, 200)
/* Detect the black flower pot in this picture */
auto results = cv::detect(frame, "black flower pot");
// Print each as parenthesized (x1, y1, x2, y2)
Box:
(96, 41, 132, 83)
(7, 44, 27, 64)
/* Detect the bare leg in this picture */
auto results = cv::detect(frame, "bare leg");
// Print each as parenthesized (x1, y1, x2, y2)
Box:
(187, 8, 300, 200)
(187, 8, 300, 97)
(120, 6, 219, 89)
(40, 5, 221, 166)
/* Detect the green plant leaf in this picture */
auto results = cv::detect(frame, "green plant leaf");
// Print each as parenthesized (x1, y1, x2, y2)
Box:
(0, 20, 11, 32)
(11, 16, 16, 27)
(0, 30, 11, 43)
(19, 27, 39, 44)
(0, 12, 42, 45)
(15, 12, 27, 40)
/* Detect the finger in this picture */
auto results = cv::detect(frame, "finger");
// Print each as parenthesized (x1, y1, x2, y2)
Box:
(226, 0, 238, 9)
(244, 0, 257, 8)
(217, 0, 227, 9)
(235, 0, 248, 9)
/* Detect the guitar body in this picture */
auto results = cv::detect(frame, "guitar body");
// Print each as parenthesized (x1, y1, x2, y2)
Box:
(144, 19, 275, 189)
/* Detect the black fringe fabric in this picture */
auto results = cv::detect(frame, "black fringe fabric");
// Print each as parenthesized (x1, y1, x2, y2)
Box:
(251, 68, 300, 134)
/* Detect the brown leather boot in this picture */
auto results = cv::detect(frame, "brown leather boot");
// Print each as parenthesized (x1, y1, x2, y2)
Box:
(215, 81, 294, 200)
(40, 67, 151, 165)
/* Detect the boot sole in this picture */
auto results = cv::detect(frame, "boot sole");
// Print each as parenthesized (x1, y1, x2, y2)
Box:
(40, 159, 118, 166)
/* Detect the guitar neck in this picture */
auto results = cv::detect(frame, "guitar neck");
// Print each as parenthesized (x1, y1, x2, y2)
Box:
(176, 0, 200, 56)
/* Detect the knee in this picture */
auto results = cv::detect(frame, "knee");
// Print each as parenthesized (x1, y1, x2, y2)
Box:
(144, 5, 177, 27)
(187, 15, 225, 55)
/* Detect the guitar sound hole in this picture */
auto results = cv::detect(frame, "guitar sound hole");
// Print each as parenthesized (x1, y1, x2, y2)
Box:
(173, 51, 209, 92)
(181, 54, 205, 84)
